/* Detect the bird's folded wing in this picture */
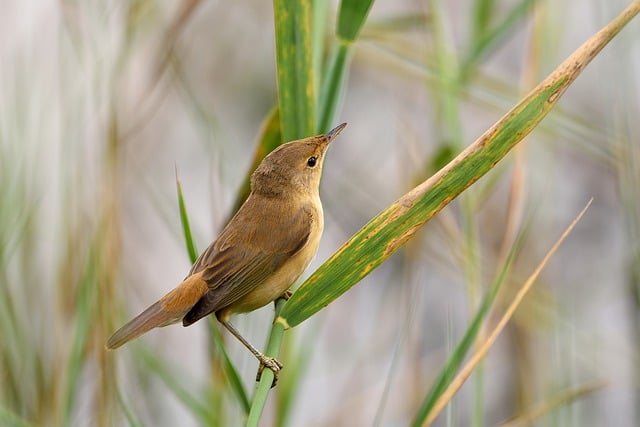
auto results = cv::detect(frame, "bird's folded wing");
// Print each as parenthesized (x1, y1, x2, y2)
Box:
(182, 202, 313, 325)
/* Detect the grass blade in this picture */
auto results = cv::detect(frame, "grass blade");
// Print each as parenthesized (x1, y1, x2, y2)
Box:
(317, 42, 351, 133)
(174, 177, 251, 414)
(498, 382, 606, 427)
(462, 0, 537, 81)
(175, 169, 197, 264)
(421, 200, 592, 426)
(411, 224, 524, 426)
(318, 0, 374, 132)
(470, 0, 495, 41)
(276, 1, 640, 329)
(137, 347, 218, 425)
(273, 0, 316, 140)
(60, 250, 99, 426)
(211, 325, 251, 414)
(336, 0, 375, 41)
(115, 388, 144, 427)
(0, 406, 32, 427)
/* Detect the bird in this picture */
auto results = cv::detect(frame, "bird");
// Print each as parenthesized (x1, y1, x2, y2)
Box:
(106, 123, 347, 383)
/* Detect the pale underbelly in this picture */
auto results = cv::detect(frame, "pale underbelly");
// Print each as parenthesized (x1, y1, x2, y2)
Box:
(226, 250, 313, 314)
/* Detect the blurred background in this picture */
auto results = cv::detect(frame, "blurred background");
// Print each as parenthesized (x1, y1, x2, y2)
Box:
(1, 0, 639, 426)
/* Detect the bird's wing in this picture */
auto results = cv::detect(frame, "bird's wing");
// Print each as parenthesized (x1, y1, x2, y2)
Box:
(183, 199, 314, 326)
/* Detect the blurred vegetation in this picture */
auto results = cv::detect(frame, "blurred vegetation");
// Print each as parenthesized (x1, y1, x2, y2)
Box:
(1, 1, 639, 426)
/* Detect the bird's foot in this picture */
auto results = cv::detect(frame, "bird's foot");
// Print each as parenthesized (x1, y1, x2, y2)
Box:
(255, 354, 284, 388)
(273, 290, 292, 309)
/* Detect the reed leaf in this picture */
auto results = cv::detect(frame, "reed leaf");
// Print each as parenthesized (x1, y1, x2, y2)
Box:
(277, 0, 640, 329)
(175, 178, 251, 415)
(336, 0, 375, 41)
(462, 0, 537, 81)
(0, 406, 32, 427)
(411, 226, 525, 425)
(497, 382, 606, 427)
(273, 0, 316, 140)
(419, 200, 592, 425)
(318, 0, 374, 132)
(211, 326, 251, 415)
(175, 171, 197, 264)
(138, 347, 218, 425)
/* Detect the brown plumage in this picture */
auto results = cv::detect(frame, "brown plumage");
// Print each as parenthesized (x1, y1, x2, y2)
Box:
(106, 123, 346, 382)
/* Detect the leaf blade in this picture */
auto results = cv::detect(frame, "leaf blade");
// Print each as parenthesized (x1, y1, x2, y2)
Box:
(278, 1, 640, 328)
(273, 0, 316, 140)
(175, 170, 197, 264)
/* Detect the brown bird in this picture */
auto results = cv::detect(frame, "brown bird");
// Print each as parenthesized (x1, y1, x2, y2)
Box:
(107, 123, 346, 382)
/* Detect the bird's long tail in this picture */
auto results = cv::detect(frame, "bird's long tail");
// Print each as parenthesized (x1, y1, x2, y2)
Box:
(106, 274, 209, 349)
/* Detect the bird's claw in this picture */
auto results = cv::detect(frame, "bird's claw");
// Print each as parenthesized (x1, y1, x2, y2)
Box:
(256, 355, 284, 388)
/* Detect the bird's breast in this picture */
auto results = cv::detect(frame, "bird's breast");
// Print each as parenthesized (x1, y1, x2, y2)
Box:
(226, 199, 323, 315)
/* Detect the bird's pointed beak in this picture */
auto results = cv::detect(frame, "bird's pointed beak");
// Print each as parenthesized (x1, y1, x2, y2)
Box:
(323, 123, 347, 142)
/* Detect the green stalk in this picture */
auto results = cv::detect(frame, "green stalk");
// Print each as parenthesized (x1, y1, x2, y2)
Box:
(318, 41, 351, 133)
(317, 0, 374, 132)
(246, 299, 287, 427)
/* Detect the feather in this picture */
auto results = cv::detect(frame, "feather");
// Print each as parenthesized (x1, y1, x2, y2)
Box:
(106, 275, 208, 349)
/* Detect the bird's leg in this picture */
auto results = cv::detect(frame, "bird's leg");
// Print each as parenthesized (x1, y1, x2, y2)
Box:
(272, 291, 292, 310)
(219, 319, 283, 387)
(281, 290, 293, 301)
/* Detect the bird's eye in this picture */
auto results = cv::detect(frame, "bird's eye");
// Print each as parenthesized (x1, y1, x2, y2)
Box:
(307, 156, 317, 167)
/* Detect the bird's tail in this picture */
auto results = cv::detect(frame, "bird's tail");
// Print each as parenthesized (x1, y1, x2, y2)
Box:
(106, 274, 209, 349)
(106, 301, 179, 349)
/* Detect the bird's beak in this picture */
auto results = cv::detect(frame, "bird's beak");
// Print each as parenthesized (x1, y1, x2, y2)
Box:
(323, 123, 347, 142)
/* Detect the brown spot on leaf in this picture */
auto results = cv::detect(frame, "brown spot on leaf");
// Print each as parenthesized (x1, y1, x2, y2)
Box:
(384, 224, 421, 257)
